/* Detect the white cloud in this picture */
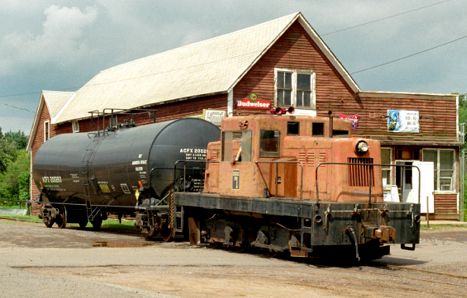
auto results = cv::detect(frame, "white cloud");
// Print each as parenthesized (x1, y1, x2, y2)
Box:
(0, 5, 98, 76)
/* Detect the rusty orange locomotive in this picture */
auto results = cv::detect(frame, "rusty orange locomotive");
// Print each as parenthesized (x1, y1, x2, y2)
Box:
(176, 113, 420, 260)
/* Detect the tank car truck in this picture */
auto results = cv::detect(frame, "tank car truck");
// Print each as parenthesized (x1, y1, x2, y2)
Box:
(33, 118, 219, 240)
(175, 113, 421, 260)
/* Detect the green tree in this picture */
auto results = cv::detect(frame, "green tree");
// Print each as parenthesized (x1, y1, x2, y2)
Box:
(0, 150, 30, 202)
(0, 128, 30, 204)
(0, 136, 17, 173)
(4, 131, 28, 150)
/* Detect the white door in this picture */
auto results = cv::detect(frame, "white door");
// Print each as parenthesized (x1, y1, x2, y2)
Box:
(412, 161, 434, 213)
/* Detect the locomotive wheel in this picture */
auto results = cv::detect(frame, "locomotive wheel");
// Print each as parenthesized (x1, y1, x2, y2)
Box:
(161, 222, 174, 242)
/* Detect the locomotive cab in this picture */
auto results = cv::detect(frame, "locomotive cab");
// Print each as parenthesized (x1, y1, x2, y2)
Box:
(204, 114, 383, 203)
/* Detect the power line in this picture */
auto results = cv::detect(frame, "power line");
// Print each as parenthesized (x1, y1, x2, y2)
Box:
(0, 91, 41, 99)
(351, 33, 467, 75)
(323, 0, 455, 36)
(1, 103, 34, 113)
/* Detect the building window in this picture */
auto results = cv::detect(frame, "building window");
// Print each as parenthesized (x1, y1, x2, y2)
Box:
(44, 120, 50, 142)
(72, 120, 80, 133)
(275, 69, 315, 109)
(422, 149, 455, 191)
(381, 148, 392, 188)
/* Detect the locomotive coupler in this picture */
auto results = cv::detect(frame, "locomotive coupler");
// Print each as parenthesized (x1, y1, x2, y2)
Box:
(363, 225, 396, 243)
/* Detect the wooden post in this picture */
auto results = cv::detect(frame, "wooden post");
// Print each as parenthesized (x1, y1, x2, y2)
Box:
(426, 195, 430, 228)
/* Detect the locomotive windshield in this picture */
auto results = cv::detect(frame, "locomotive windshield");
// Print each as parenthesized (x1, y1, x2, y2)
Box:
(222, 130, 252, 162)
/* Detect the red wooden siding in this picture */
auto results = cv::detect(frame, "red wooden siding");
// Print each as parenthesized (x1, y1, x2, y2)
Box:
(55, 94, 228, 134)
(234, 22, 356, 111)
(433, 193, 458, 220)
(337, 93, 458, 145)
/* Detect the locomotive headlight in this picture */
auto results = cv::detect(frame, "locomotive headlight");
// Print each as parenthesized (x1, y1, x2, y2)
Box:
(355, 140, 369, 155)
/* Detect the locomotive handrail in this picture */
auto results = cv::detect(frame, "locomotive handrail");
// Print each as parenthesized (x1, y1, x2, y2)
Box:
(315, 162, 421, 205)
(254, 160, 304, 199)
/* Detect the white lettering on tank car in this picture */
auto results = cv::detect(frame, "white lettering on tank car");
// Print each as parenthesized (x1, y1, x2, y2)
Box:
(180, 148, 208, 160)
(135, 166, 143, 172)
(42, 176, 62, 183)
(131, 160, 147, 165)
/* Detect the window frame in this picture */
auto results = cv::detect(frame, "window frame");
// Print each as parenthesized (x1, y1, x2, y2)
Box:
(381, 147, 393, 189)
(274, 68, 316, 110)
(44, 120, 50, 142)
(422, 148, 456, 192)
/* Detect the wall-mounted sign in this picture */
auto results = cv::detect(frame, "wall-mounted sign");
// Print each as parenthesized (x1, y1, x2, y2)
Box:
(237, 93, 271, 110)
(338, 113, 360, 129)
(387, 110, 419, 133)
(203, 109, 226, 126)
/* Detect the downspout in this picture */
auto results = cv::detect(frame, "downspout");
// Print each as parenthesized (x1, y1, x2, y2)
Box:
(456, 94, 464, 221)
(227, 89, 234, 117)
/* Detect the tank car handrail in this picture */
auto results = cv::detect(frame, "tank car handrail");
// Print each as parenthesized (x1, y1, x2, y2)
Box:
(254, 160, 304, 199)
(315, 163, 421, 205)
(172, 159, 219, 193)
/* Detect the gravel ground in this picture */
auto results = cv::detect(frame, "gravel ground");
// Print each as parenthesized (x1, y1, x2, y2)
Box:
(0, 219, 465, 297)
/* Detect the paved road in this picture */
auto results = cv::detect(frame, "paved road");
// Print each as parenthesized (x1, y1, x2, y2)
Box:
(0, 219, 465, 297)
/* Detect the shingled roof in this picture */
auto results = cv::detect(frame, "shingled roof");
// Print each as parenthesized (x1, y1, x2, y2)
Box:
(53, 12, 358, 124)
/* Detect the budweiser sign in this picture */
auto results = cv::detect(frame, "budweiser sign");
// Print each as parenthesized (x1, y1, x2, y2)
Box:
(237, 93, 271, 110)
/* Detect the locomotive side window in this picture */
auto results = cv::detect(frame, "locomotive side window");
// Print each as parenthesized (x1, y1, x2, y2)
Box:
(260, 130, 280, 157)
(287, 121, 300, 135)
(312, 122, 324, 136)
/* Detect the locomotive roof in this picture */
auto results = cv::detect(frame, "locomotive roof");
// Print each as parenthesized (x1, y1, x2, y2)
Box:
(52, 12, 359, 124)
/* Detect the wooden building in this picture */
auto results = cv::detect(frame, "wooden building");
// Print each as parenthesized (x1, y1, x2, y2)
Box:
(27, 12, 463, 220)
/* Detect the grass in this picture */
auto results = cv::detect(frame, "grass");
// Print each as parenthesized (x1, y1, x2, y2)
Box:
(0, 214, 42, 223)
(0, 214, 136, 230)
(421, 223, 467, 231)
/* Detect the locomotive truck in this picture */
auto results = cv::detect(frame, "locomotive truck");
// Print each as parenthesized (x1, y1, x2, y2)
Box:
(33, 113, 421, 260)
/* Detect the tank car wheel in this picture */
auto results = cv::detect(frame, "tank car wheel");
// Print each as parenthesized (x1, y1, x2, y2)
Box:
(43, 217, 54, 228)
(55, 207, 67, 229)
(91, 215, 102, 231)
(78, 217, 88, 229)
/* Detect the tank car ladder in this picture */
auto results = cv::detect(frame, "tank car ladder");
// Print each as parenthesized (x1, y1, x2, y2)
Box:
(85, 201, 102, 222)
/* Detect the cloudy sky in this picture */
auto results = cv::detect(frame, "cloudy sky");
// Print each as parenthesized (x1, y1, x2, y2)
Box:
(1, 0, 466, 133)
